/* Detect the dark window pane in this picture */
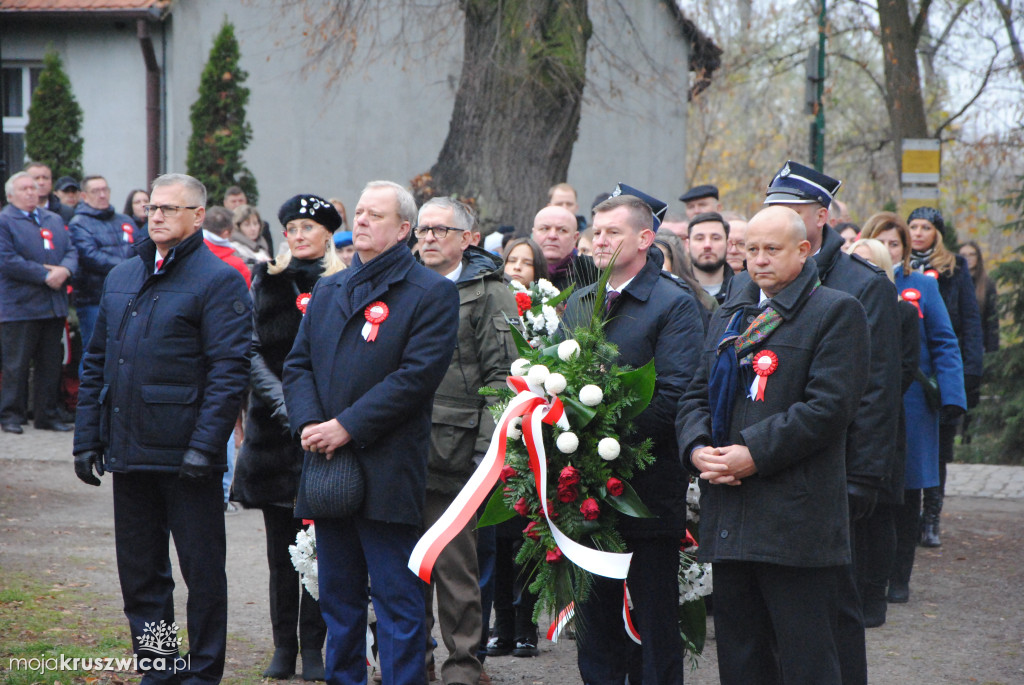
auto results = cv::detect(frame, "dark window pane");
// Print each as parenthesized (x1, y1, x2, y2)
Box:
(3, 132, 27, 185)
(2, 68, 23, 118)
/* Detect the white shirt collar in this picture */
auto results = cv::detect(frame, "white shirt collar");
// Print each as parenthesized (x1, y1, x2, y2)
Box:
(606, 276, 635, 295)
(445, 261, 464, 283)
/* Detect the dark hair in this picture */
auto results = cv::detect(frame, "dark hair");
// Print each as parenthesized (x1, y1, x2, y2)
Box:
(687, 211, 730, 237)
(835, 221, 860, 236)
(961, 240, 990, 308)
(123, 189, 148, 219)
(224, 185, 246, 199)
(204, 206, 234, 237)
(593, 195, 653, 232)
(503, 237, 549, 282)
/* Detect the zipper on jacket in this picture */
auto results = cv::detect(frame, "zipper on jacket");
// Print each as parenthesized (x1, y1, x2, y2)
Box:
(144, 295, 160, 338)
(116, 297, 135, 340)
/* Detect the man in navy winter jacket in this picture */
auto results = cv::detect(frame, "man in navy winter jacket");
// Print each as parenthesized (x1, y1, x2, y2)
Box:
(74, 173, 251, 685)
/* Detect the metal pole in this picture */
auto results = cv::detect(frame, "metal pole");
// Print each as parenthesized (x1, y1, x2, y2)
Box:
(814, 0, 827, 171)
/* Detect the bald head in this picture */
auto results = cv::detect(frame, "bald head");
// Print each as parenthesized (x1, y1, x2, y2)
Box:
(745, 206, 812, 297)
(532, 205, 580, 262)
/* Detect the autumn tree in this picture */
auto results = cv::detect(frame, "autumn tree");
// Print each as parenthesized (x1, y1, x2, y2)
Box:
(186, 19, 258, 206)
(25, 50, 83, 180)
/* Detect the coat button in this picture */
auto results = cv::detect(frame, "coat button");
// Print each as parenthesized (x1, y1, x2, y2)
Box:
(118, 358, 124, 364)
(720, 530, 729, 539)
(113, 407, 120, 413)
(132, 311, 138, 317)
(746, 315, 755, 323)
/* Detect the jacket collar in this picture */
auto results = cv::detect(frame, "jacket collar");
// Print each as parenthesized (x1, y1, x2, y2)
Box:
(617, 245, 666, 304)
(135, 229, 205, 271)
(724, 258, 820, 320)
(456, 244, 504, 285)
(812, 224, 843, 282)
(333, 243, 416, 320)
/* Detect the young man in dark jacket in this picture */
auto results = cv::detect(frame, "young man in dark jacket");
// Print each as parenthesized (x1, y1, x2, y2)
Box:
(678, 206, 870, 684)
(563, 192, 706, 685)
(73, 173, 252, 684)
(416, 196, 518, 685)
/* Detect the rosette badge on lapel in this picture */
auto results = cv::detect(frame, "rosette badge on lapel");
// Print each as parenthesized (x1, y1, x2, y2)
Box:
(362, 301, 389, 342)
(751, 350, 778, 401)
(122, 223, 135, 243)
(40, 228, 54, 250)
(296, 293, 311, 315)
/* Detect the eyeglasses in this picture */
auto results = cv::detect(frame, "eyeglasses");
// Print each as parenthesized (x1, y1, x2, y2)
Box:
(414, 225, 465, 240)
(727, 240, 746, 249)
(144, 204, 200, 217)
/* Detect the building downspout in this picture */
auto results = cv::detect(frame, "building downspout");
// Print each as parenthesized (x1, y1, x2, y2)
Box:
(137, 18, 160, 185)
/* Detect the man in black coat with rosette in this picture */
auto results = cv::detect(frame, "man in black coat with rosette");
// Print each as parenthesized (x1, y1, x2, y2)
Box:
(562, 189, 705, 685)
(677, 206, 870, 684)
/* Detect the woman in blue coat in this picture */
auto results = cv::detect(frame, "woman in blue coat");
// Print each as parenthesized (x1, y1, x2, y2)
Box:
(862, 213, 965, 602)
(907, 207, 982, 546)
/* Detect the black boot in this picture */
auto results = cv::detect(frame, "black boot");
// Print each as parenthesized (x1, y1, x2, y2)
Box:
(301, 649, 325, 681)
(263, 648, 297, 679)
(920, 486, 943, 548)
(889, 493, 919, 603)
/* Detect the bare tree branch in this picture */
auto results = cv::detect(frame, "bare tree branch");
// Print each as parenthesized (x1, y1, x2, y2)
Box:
(832, 51, 888, 99)
(993, 0, 1024, 87)
(911, 0, 934, 43)
(933, 47, 999, 139)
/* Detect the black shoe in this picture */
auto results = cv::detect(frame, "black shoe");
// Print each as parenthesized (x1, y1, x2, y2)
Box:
(512, 640, 539, 657)
(35, 421, 73, 432)
(486, 636, 513, 657)
(920, 521, 941, 548)
(1, 422, 23, 434)
(301, 649, 325, 681)
(263, 648, 297, 679)
(887, 581, 909, 603)
(863, 598, 887, 627)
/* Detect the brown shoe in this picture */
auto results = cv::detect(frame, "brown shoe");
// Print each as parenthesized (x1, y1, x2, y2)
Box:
(479, 669, 492, 685)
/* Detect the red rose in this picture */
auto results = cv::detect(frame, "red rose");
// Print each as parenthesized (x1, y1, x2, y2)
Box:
(606, 477, 624, 497)
(515, 292, 533, 316)
(680, 530, 698, 551)
(500, 465, 517, 483)
(580, 497, 600, 521)
(559, 465, 580, 487)
(546, 547, 564, 564)
(524, 521, 541, 540)
(556, 482, 578, 503)
(538, 500, 560, 519)
(513, 497, 530, 517)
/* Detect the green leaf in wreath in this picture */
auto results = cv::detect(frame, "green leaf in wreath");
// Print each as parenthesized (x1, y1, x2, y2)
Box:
(477, 486, 517, 527)
(544, 283, 574, 309)
(618, 358, 656, 419)
(505, 315, 534, 356)
(561, 395, 598, 429)
(604, 479, 656, 518)
(678, 596, 707, 654)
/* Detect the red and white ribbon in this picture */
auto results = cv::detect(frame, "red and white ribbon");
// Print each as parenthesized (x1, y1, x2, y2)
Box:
(409, 376, 633, 583)
(361, 301, 389, 342)
(901, 288, 923, 319)
(749, 350, 778, 402)
(547, 583, 640, 644)
(622, 582, 641, 644)
(122, 223, 135, 243)
(546, 603, 575, 643)
(40, 228, 53, 250)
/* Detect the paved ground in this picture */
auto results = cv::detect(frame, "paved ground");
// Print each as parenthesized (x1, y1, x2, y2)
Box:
(2, 426, 1024, 684)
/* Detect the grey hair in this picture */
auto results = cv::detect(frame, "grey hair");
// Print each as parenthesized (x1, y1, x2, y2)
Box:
(418, 196, 476, 231)
(363, 180, 417, 225)
(151, 173, 207, 207)
(4, 171, 35, 198)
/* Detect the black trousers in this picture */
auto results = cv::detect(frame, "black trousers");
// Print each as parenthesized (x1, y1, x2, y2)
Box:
(0, 317, 64, 425)
(113, 471, 227, 684)
(712, 561, 841, 685)
(891, 489, 922, 586)
(262, 505, 326, 653)
(836, 518, 867, 685)
(491, 534, 538, 643)
(856, 503, 897, 604)
(576, 536, 685, 685)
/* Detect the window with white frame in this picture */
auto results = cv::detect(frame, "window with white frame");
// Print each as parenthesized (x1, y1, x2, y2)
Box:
(2, 63, 43, 184)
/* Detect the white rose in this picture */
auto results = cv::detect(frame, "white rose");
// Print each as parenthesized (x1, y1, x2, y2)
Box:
(556, 432, 579, 454)
(544, 373, 567, 395)
(510, 358, 531, 376)
(579, 384, 604, 406)
(527, 364, 550, 385)
(598, 437, 621, 461)
(557, 339, 581, 361)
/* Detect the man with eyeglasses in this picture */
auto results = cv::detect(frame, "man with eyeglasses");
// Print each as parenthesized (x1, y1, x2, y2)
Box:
(530, 205, 597, 292)
(723, 213, 748, 274)
(68, 175, 139, 360)
(414, 196, 517, 685)
(74, 173, 252, 685)
(283, 181, 459, 685)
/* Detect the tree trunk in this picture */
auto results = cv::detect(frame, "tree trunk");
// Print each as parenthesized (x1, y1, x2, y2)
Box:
(875, 0, 929, 172)
(426, 0, 592, 234)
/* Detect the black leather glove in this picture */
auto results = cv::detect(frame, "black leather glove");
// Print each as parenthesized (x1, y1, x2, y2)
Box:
(74, 450, 104, 486)
(940, 404, 966, 425)
(964, 374, 982, 409)
(179, 448, 214, 479)
(847, 482, 879, 522)
(271, 402, 290, 433)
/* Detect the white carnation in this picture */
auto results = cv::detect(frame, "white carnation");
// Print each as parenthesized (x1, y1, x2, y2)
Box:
(527, 364, 550, 385)
(556, 432, 579, 454)
(510, 358, 531, 376)
(511, 280, 527, 292)
(544, 373, 567, 395)
(598, 437, 621, 461)
(557, 339, 581, 361)
(507, 417, 523, 440)
(542, 304, 560, 335)
(579, 384, 604, 406)
(537, 278, 559, 299)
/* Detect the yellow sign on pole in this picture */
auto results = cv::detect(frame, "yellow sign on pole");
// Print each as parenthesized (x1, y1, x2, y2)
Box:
(902, 139, 941, 184)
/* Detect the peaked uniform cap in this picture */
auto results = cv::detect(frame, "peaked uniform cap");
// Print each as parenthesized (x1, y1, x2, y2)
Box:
(764, 161, 841, 209)
(611, 182, 668, 231)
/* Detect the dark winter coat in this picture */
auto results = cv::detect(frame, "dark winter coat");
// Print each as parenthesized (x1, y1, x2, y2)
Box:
(428, 246, 518, 495)
(69, 203, 141, 305)
(73, 230, 252, 473)
(889, 299, 921, 499)
(562, 247, 706, 538)
(677, 259, 870, 567)
(979, 277, 999, 353)
(232, 259, 323, 508)
(0, 204, 77, 322)
(929, 254, 984, 380)
(44, 194, 74, 225)
(282, 244, 460, 526)
(727, 224, 901, 495)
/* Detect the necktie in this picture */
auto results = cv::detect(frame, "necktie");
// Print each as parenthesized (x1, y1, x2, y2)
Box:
(29, 212, 40, 226)
(605, 290, 620, 314)
(155, 259, 164, 273)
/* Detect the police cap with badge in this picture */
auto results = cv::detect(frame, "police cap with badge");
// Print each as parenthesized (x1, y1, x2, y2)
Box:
(764, 161, 841, 209)
(610, 182, 668, 231)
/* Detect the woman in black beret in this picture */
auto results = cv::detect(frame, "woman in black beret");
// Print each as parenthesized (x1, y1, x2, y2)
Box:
(231, 194, 343, 680)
